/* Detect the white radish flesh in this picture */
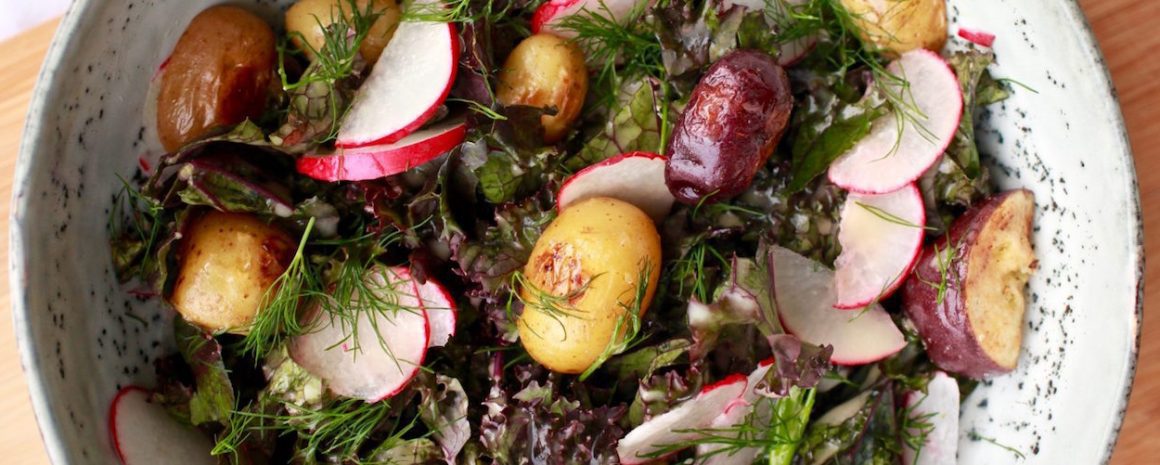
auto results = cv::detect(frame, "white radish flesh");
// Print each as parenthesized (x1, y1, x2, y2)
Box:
(413, 276, 457, 348)
(556, 152, 675, 221)
(617, 374, 748, 464)
(827, 50, 963, 194)
(109, 387, 216, 465)
(290, 267, 429, 402)
(695, 361, 779, 465)
(903, 372, 961, 465)
(833, 184, 926, 309)
(770, 246, 906, 365)
(336, 20, 458, 147)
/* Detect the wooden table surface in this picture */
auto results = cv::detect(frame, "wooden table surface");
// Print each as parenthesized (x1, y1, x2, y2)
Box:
(1, 1, 1157, 463)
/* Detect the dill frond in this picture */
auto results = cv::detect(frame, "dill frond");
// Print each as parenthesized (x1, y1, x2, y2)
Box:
(580, 261, 654, 380)
(109, 175, 166, 279)
(556, 1, 664, 107)
(855, 201, 936, 231)
(239, 218, 320, 359)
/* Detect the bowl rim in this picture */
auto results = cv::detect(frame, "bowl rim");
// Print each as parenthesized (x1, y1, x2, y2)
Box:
(7, 0, 1143, 463)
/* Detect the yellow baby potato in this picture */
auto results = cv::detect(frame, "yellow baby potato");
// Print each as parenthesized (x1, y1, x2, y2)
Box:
(169, 211, 296, 334)
(285, 0, 402, 64)
(841, 0, 948, 55)
(497, 33, 589, 144)
(517, 197, 662, 374)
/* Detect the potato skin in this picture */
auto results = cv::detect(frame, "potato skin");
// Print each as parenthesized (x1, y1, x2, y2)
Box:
(157, 6, 276, 152)
(902, 190, 1036, 379)
(518, 197, 662, 374)
(285, 0, 401, 64)
(496, 33, 589, 144)
(840, 0, 947, 55)
(665, 50, 793, 205)
(169, 211, 295, 334)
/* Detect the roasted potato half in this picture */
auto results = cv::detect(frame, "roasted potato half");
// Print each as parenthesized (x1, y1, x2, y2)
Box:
(518, 197, 662, 374)
(169, 211, 296, 334)
(902, 189, 1037, 378)
(497, 33, 589, 144)
(156, 6, 276, 152)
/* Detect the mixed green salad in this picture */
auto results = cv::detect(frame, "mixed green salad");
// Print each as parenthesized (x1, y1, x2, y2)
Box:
(107, 0, 1039, 463)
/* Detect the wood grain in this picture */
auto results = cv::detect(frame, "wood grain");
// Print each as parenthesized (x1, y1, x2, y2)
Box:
(0, 1, 1155, 463)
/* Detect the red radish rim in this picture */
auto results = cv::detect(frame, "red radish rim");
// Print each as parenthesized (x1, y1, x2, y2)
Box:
(832, 184, 927, 309)
(958, 27, 996, 48)
(369, 267, 430, 402)
(827, 50, 963, 195)
(411, 275, 458, 347)
(699, 373, 747, 395)
(335, 23, 460, 148)
(298, 118, 467, 181)
(555, 151, 668, 212)
(531, 0, 582, 34)
(109, 386, 150, 464)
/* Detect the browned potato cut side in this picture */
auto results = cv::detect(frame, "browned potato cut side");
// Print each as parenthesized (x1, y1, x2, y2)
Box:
(902, 189, 1037, 379)
(964, 191, 1036, 370)
(169, 211, 295, 334)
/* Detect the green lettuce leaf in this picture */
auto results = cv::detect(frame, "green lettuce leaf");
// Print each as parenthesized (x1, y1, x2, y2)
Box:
(945, 48, 1009, 179)
(175, 319, 235, 426)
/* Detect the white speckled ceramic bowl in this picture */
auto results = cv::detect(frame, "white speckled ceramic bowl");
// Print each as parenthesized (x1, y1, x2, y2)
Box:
(10, 0, 1142, 463)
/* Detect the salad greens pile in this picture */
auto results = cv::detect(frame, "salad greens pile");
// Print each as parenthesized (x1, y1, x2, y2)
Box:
(110, 0, 1020, 463)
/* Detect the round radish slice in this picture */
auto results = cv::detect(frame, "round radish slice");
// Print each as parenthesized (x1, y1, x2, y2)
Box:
(902, 372, 960, 465)
(336, 20, 458, 148)
(833, 184, 926, 309)
(770, 246, 905, 365)
(412, 276, 457, 348)
(617, 374, 748, 464)
(532, 0, 641, 38)
(827, 50, 963, 194)
(695, 361, 778, 465)
(557, 152, 674, 221)
(290, 267, 429, 402)
(958, 27, 996, 48)
(109, 386, 216, 465)
(299, 117, 466, 181)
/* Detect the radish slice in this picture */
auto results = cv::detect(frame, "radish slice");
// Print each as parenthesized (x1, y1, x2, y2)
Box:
(833, 184, 926, 309)
(109, 386, 216, 465)
(335, 19, 458, 148)
(903, 372, 960, 465)
(413, 276, 457, 348)
(617, 374, 748, 464)
(299, 117, 467, 181)
(827, 50, 963, 194)
(770, 246, 906, 365)
(556, 152, 675, 221)
(290, 267, 429, 402)
(532, 0, 641, 38)
(695, 361, 777, 465)
(958, 27, 996, 48)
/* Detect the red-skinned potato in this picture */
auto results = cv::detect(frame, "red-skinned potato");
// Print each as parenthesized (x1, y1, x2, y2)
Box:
(902, 189, 1037, 379)
(665, 50, 793, 205)
(169, 211, 295, 334)
(157, 6, 276, 152)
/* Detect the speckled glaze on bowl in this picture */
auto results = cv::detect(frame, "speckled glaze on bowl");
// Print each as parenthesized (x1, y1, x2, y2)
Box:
(10, 0, 1141, 463)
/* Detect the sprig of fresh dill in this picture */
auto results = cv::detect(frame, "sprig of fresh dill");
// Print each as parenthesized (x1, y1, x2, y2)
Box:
(109, 175, 166, 279)
(401, 0, 510, 24)
(855, 201, 937, 231)
(508, 270, 597, 340)
(670, 237, 730, 304)
(580, 261, 654, 380)
(214, 397, 418, 463)
(239, 218, 320, 359)
(555, 1, 665, 108)
(899, 393, 938, 463)
(917, 239, 962, 305)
